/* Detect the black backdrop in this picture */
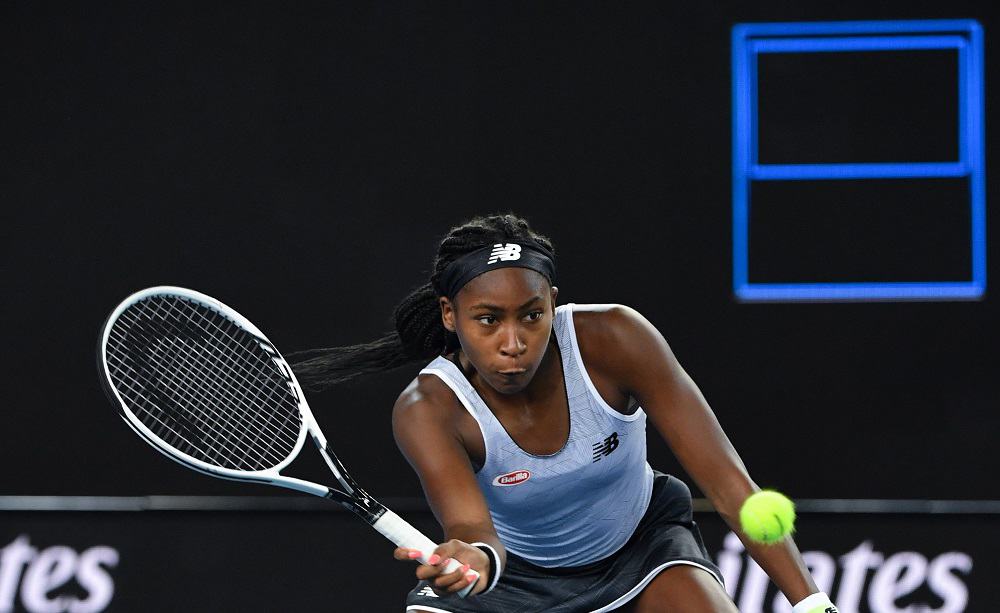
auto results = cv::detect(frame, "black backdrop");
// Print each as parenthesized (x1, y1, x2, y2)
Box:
(4, 2, 998, 505)
(3, 511, 994, 612)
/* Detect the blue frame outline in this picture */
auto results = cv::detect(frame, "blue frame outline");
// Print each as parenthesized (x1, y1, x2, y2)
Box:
(731, 20, 986, 302)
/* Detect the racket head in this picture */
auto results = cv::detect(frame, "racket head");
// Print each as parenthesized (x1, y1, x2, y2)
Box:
(98, 286, 312, 483)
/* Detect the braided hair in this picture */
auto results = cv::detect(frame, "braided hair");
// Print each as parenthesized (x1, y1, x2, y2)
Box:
(289, 214, 555, 391)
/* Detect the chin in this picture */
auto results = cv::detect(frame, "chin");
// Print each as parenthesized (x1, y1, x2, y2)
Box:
(497, 384, 529, 395)
(489, 374, 532, 395)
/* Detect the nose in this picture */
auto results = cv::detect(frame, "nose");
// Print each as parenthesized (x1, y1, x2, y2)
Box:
(498, 324, 527, 357)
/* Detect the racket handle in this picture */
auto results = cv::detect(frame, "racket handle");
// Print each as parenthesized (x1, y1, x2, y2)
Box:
(373, 509, 479, 598)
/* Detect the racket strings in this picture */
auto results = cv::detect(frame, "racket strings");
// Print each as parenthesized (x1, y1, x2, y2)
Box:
(151, 304, 300, 467)
(105, 295, 302, 471)
(108, 312, 288, 470)
(143, 297, 301, 462)
(139, 305, 295, 448)
(112, 299, 298, 469)
(170, 301, 302, 444)
(112, 308, 278, 457)
(110, 324, 283, 468)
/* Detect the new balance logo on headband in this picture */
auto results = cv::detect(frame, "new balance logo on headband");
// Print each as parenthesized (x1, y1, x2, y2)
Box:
(488, 243, 522, 264)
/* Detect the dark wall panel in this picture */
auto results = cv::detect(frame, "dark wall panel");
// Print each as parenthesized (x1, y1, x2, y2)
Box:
(4, 3, 998, 505)
(0, 510, 993, 612)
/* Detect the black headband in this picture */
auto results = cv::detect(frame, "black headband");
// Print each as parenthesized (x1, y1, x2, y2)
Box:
(437, 242, 556, 298)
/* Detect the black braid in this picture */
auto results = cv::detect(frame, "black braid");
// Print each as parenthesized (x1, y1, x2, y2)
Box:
(289, 213, 555, 391)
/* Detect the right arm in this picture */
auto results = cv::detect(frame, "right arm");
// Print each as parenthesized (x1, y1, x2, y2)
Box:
(391, 376, 506, 596)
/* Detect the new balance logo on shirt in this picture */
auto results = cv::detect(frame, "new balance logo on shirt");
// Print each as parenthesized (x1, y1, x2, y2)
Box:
(488, 243, 522, 264)
(417, 586, 439, 598)
(592, 432, 619, 462)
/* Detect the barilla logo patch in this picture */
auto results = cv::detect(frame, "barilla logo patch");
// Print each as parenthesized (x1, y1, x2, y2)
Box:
(488, 243, 522, 264)
(492, 470, 531, 486)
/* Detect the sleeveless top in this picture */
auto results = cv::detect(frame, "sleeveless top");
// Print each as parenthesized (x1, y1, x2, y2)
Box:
(419, 304, 654, 568)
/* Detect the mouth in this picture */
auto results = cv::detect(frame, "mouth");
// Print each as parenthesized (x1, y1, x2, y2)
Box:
(497, 368, 527, 375)
(492, 368, 530, 391)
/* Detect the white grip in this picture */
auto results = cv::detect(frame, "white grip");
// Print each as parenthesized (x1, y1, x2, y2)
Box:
(373, 509, 479, 598)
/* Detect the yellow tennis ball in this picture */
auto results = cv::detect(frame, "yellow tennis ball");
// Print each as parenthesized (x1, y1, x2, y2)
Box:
(739, 490, 796, 544)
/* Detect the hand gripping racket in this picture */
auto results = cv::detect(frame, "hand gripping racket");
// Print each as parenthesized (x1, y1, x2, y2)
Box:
(98, 286, 477, 596)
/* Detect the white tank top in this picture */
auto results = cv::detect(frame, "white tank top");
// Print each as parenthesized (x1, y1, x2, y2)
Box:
(420, 304, 654, 567)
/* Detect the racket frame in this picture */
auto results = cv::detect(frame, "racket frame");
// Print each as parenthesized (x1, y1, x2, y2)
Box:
(99, 287, 330, 496)
(98, 286, 478, 595)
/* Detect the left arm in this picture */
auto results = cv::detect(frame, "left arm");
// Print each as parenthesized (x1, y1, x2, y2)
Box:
(595, 305, 819, 605)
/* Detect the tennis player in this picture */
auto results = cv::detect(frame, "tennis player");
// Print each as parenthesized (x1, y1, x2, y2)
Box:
(292, 214, 837, 612)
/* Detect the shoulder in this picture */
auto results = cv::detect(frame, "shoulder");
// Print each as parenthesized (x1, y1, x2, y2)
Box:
(392, 368, 483, 476)
(568, 303, 664, 350)
(569, 303, 678, 389)
(391, 371, 465, 433)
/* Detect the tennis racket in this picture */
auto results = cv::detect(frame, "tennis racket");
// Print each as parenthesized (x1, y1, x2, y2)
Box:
(97, 286, 477, 596)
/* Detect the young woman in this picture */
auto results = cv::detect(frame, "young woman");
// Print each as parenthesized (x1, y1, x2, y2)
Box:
(292, 214, 837, 613)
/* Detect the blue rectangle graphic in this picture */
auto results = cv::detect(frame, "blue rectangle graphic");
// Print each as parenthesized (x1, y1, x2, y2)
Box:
(731, 20, 985, 302)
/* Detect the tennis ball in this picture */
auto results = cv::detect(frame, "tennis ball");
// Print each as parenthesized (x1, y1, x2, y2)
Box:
(739, 490, 796, 544)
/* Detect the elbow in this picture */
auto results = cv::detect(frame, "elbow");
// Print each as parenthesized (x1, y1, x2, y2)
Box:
(707, 475, 760, 521)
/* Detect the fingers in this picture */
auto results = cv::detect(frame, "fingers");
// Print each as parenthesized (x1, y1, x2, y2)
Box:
(412, 540, 458, 575)
(394, 542, 481, 596)
(424, 558, 476, 594)
(414, 552, 453, 580)
(393, 548, 445, 568)
(432, 560, 471, 591)
(442, 564, 479, 594)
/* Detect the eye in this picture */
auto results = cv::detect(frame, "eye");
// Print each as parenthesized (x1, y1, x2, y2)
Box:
(524, 310, 544, 322)
(476, 315, 498, 325)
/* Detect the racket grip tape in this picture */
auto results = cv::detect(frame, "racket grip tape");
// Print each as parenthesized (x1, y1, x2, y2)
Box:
(373, 509, 479, 598)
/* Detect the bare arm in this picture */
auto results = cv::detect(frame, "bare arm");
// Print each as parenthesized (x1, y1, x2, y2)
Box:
(391, 376, 506, 595)
(590, 305, 819, 605)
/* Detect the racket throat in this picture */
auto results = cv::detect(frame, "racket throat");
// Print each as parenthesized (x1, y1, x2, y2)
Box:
(327, 491, 387, 524)
(317, 444, 354, 494)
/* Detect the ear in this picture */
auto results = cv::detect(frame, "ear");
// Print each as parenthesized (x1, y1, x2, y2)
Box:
(549, 286, 559, 314)
(439, 296, 456, 332)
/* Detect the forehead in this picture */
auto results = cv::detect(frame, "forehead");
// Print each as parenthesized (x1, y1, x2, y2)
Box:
(455, 268, 550, 308)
